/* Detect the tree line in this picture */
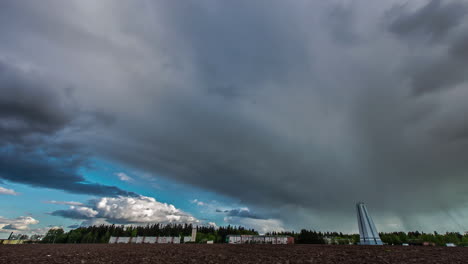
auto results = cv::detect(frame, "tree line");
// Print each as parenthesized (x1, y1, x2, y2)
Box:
(36, 225, 468, 245)
(268, 230, 468, 246)
(40, 224, 258, 244)
(379, 231, 468, 246)
(266, 230, 358, 244)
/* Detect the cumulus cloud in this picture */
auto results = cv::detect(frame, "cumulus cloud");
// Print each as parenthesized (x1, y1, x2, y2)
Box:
(0, 186, 18, 195)
(3, 0, 468, 232)
(52, 195, 198, 225)
(51, 206, 99, 219)
(0, 216, 39, 231)
(95, 196, 198, 224)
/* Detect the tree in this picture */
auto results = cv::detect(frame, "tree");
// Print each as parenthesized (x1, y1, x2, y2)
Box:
(42, 228, 65, 243)
(67, 230, 82, 243)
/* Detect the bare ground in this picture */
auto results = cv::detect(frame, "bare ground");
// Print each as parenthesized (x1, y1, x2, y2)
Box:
(1, 244, 467, 264)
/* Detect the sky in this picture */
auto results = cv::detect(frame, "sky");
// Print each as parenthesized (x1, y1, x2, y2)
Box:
(2, 0, 468, 238)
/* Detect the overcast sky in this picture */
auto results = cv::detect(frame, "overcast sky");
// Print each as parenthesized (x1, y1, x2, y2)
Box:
(2, 0, 468, 236)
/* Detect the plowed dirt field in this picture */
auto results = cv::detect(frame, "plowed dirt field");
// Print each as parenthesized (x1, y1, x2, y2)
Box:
(1, 244, 467, 263)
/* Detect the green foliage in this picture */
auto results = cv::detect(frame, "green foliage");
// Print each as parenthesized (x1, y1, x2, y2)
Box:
(298, 230, 326, 244)
(42, 228, 66, 243)
(266, 230, 358, 244)
(66, 230, 82, 243)
(267, 230, 466, 246)
(40, 224, 467, 246)
(380, 231, 465, 246)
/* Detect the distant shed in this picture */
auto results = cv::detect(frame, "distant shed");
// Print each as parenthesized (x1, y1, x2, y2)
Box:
(0, 240, 24, 244)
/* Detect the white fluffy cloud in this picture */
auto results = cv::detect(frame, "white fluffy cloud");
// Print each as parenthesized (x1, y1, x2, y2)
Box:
(0, 216, 39, 231)
(95, 196, 198, 223)
(115, 172, 133, 182)
(52, 195, 199, 225)
(71, 206, 99, 218)
(0, 186, 18, 195)
(190, 199, 206, 206)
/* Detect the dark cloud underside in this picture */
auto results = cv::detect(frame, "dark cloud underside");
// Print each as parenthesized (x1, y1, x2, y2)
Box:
(0, 59, 134, 197)
(2, 0, 468, 231)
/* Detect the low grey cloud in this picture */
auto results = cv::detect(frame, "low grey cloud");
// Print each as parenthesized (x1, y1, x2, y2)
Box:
(45, 200, 84, 206)
(0, 216, 39, 231)
(222, 209, 265, 220)
(2, 0, 468, 232)
(51, 206, 98, 220)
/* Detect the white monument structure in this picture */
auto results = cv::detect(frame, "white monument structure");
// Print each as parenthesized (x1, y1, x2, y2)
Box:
(191, 227, 197, 242)
(356, 202, 383, 245)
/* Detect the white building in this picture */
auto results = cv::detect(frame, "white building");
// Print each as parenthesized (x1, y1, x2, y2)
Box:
(108, 236, 181, 244)
(226, 235, 293, 244)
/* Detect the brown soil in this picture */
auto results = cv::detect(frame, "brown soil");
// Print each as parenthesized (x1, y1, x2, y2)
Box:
(1, 244, 467, 264)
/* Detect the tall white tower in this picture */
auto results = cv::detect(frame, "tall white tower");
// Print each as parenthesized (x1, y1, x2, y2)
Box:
(356, 202, 383, 245)
(191, 227, 197, 242)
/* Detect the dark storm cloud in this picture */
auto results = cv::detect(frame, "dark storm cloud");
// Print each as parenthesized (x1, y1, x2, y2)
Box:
(449, 30, 468, 59)
(0, 152, 136, 197)
(0, 59, 134, 197)
(80, 0, 468, 231)
(156, 0, 313, 99)
(325, 4, 359, 44)
(3, 0, 468, 232)
(387, 1, 468, 96)
(0, 60, 75, 144)
(388, 0, 468, 42)
(403, 53, 468, 96)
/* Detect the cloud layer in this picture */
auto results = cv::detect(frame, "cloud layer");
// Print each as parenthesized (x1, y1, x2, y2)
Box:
(52, 195, 198, 225)
(0, 59, 136, 197)
(2, 0, 468, 231)
(0, 186, 17, 195)
(45, 200, 84, 206)
(0, 216, 39, 232)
